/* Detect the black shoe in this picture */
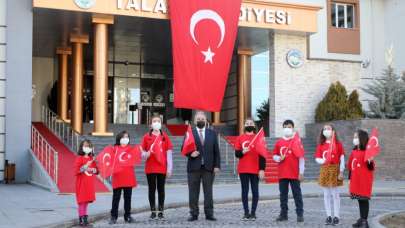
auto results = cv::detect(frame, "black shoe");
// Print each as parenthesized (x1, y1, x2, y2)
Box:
(206, 216, 217, 221)
(82, 215, 89, 226)
(249, 214, 256, 221)
(124, 216, 134, 223)
(358, 219, 369, 228)
(188, 216, 198, 222)
(158, 211, 165, 220)
(108, 217, 117, 225)
(352, 218, 362, 227)
(325, 216, 333, 225)
(297, 216, 304, 223)
(150, 212, 157, 220)
(332, 217, 340, 226)
(78, 216, 84, 226)
(241, 213, 250, 221)
(276, 214, 288, 222)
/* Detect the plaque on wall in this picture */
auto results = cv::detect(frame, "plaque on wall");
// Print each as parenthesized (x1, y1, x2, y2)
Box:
(286, 49, 304, 68)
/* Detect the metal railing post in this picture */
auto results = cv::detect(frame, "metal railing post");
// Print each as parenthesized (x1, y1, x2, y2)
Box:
(54, 151, 58, 185)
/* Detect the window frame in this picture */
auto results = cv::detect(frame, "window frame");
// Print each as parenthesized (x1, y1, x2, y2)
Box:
(331, 2, 355, 29)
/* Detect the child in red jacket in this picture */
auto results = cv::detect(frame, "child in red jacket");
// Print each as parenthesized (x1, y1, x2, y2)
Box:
(314, 124, 345, 226)
(109, 131, 137, 224)
(234, 118, 266, 221)
(141, 115, 173, 220)
(272, 120, 305, 223)
(75, 139, 98, 226)
(348, 129, 375, 228)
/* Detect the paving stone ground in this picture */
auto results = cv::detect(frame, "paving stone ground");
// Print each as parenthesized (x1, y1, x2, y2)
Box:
(92, 196, 405, 228)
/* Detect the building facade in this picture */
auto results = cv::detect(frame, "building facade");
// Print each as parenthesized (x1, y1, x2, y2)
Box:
(1, 0, 404, 182)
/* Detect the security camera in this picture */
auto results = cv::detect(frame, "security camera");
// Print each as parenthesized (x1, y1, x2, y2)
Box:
(361, 59, 370, 68)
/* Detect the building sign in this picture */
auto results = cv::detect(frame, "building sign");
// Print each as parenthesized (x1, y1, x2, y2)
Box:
(33, 0, 321, 33)
(239, 7, 291, 25)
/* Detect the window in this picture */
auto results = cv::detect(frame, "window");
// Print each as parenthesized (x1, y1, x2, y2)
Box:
(331, 2, 355, 28)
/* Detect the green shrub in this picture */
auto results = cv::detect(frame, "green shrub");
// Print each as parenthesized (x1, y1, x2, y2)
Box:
(315, 81, 364, 122)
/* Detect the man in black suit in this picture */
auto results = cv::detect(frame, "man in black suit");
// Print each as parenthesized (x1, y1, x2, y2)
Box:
(184, 111, 221, 221)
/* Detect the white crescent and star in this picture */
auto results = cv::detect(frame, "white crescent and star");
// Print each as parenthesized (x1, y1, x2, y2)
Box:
(119, 151, 132, 162)
(242, 141, 250, 150)
(367, 136, 379, 149)
(280, 146, 290, 157)
(189, 9, 226, 64)
(102, 153, 111, 167)
(351, 158, 361, 170)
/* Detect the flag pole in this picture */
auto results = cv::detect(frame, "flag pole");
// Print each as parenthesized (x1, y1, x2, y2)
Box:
(248, 127, 263, 148)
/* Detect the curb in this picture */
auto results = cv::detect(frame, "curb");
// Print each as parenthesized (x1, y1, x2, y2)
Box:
(39, 192, 405, 228)
(370, 210, 405, 228)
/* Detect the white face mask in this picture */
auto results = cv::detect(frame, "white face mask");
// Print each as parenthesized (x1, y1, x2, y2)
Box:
(83, 146, 92, 154)
(152, 122, 162, 131)
(323, 129, 332, 139)
(120, 137, 129, 146)
(283, 128, 294, 138)
(353, 138, 359, 146)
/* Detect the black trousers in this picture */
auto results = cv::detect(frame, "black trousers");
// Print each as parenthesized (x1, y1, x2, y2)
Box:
(146, 173, 166, 211)
(239, 173, 259, 215)
(279, 178, 304, 217)
(188, 168, 215, 217)
(111, 187, 132, 218)
(358, 199, 369, 219)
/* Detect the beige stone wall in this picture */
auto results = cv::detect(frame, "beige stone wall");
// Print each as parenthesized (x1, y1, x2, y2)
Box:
(269, 33, 362, 137)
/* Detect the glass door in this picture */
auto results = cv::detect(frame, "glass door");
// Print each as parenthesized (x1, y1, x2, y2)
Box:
(113, 77, 140, 124)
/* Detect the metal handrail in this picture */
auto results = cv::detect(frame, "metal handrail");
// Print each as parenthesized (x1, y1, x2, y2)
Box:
(31, 125, 59, 185)
(41, 106, 80, 152)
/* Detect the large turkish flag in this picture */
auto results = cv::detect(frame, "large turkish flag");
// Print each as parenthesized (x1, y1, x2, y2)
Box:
(170, 0, 242, 111)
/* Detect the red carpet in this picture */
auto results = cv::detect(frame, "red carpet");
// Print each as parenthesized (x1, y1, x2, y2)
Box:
(166, 124, 188, 136)
(32, 122, 110, 193)
(223, 136, 278, 183)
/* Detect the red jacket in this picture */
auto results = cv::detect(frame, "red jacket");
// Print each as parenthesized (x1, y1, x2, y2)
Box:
(273, 138, 300, 180)
(314, 141, 344, 165)
(141, 132, 173, 174)
(348, 149, 375, 198)
(235, 134, 262, 174)
(75, 156, 97, 204)
(112, 145, 137, 189)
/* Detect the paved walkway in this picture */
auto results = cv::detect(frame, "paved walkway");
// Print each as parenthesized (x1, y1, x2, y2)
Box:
(0, 181, 404, 228)
(94, 197, 405, 227)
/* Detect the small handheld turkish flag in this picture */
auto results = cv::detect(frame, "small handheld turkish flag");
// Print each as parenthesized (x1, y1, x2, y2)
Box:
(96, 145, 116, 178)
(150, 135, 165, 164)
(116, 145, 142, 167)
(170, 0, 242, 111)
(364, 128, 380, 162)
(182, 125, 197, 156)
(248, 128, 269, 158)
(290, 132, 305, 158)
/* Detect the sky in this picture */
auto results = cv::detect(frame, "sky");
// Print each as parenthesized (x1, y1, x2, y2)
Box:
(251, 51, 269, 120)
